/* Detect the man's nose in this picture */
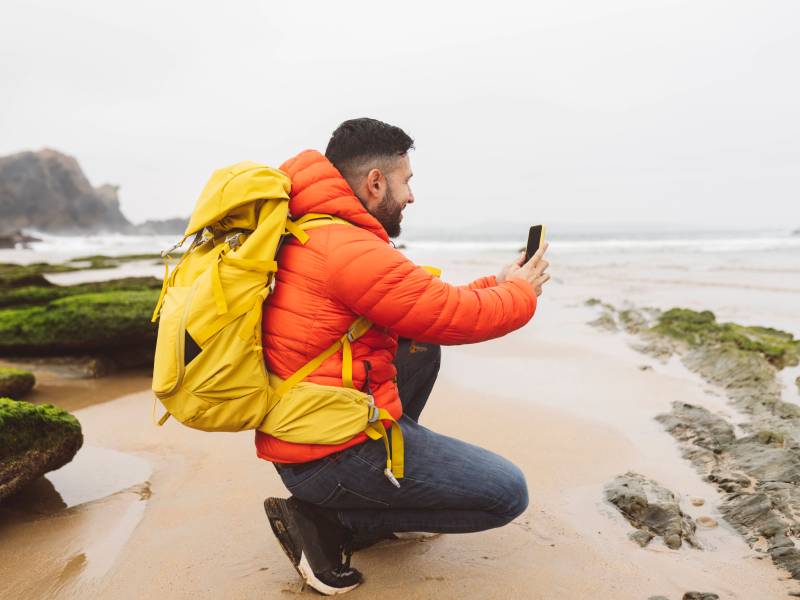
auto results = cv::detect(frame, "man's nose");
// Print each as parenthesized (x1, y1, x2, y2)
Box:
(407, 191, 415, 204)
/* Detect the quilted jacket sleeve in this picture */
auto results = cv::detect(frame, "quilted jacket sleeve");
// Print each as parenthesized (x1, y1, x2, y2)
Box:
(462, 275, 497, 290)
(327, 231, 537, 345)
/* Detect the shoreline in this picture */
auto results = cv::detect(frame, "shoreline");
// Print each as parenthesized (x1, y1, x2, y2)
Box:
(1, 338, 795, 598)
(2, 244, 799, 598)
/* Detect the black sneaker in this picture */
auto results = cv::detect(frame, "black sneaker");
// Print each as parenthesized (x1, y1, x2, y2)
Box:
(264, 497, 362, 595)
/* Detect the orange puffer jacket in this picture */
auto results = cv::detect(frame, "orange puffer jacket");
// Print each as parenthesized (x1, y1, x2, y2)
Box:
(256, 150, 537, 463)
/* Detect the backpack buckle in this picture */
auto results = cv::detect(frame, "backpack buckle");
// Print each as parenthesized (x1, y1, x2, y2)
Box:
(225, 231, 245, 250)
(367, 397, 380, 423)
(384, 468, 401, 488)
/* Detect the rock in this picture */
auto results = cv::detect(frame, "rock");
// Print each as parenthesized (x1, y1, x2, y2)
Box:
(690, 497, 705, 506)
(0, 289, 158, 365)
(0, 397, 82, 501)
(131, 217, 188, 235)
(656, 403, 735, 454)
(681, 345, 785, 412)
(605, 471, 699, 549)
(0, 271, 161, 369)
(728, 435, 800, 483)
(682, 593, 719, 600)
(618, 308, 648, 334)
(707, 468, 750, 493)
(631, 337, 675, 361)
(639, 364, 653, 371)
(589, 312, 618, 332)
(648, 596, 670, 600)
(719, 489, 800, 579)
(0, 262, 75, 288)
(0, 229, 41, 249)
(695, 516, 717, 528)
(0, 275, 162, 309)
(596, 301, 800, 581)
(629, 529, 654, 547)
(0, 149, 131, 233)
(0, 368, 35, 399)
(653, 308, 800, 369)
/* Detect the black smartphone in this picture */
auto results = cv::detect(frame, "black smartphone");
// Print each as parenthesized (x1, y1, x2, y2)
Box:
(524, 225, 545, 263)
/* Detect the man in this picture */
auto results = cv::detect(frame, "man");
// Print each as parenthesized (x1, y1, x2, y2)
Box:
(260, 118, 550, 594)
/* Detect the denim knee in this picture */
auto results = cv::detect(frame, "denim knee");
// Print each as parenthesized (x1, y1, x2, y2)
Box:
(493, 463, 529, 523)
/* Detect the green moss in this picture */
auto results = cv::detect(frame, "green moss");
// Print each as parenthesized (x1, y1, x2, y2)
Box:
(68, 253, 165, 270)
(652, 308, 800, 368)
(0, 289, 159, 354)
(0, 276, 162, 308)
(69, 253, 163, 262)
(0, 263, 77, 287)
(0, 255, 167, 286)
(618, 309, 648, 333)
(753, 430, 786, 446)
(0, 397, 81, 460)
(0, 368, 36, 399)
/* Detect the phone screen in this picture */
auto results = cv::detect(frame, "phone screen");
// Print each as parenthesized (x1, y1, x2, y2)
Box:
(524, 225, 545, 263)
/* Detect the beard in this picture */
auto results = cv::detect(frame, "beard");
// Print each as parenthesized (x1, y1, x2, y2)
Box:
(371, 186, 403, 238)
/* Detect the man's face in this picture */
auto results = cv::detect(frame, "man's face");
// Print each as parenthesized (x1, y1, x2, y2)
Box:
(371, 154, 414, 238)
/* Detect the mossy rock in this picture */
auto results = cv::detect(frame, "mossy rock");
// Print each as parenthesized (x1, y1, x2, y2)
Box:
(0, 397, 83, 501)
(0, 289, 159, 358)
(0, 368, 35, 399)
(67, 253, 165, 270)
(0, 262, 78, 288)
(652, 308, 800, 369)
(0, 255, 165, 287)
(0, 276, 162, 309)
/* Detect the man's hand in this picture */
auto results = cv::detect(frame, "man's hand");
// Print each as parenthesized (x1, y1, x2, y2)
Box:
(497, 242, 550, 296)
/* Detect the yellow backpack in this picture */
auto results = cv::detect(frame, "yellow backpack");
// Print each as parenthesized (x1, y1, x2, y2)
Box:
(150, 161, 404, 484)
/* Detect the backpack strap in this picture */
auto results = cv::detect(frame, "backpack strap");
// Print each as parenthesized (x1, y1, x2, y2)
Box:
(364, 410, 404, 485)
(151, 236, 193, 322)
(273, 316, 372, 398)
(271, 214, 437, 483)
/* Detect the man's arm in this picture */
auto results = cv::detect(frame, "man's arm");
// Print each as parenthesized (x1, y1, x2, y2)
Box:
(460, 275, 498, 290)
(327, 232, 537, 345)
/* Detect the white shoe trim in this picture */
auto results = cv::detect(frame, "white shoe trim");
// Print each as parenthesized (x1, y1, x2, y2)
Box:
(393, 531, 442, 541)
(297, 553, 360, 596)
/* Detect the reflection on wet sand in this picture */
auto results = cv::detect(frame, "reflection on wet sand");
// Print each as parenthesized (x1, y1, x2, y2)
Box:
(14, 365, 152, 413)
(0, 484, 151, 599)
(46, 445, 152, 508)
(0, 453, 152, 599)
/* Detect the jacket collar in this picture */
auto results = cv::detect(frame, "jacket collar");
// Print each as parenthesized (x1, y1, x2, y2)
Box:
(279, 150, 389, 242)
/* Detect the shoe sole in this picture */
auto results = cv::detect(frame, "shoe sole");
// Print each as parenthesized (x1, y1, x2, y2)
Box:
(393, 532, 442, 542)
(264, 498, 360, 596)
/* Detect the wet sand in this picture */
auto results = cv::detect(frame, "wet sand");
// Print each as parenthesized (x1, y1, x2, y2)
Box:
(2, 245, 799, 598)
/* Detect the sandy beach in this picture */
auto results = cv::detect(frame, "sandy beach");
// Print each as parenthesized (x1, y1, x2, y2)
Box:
(2, 241, 799, 599)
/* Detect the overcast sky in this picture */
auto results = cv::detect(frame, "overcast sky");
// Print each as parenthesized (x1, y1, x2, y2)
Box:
(2, 0, 798, 233)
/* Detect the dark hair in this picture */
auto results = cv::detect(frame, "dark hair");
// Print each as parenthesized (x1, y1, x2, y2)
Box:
(325, 118, 414, 183)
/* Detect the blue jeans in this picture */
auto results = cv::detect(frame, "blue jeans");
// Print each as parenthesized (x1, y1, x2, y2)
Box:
(275, 340, 529, 535)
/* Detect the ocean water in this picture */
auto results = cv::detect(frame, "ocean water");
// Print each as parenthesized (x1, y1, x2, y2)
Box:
(2, 230, 798, 320)
(2, 228, 798, 264)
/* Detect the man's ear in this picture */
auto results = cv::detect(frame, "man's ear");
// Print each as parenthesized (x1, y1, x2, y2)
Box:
(365, 168, 385, 203)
